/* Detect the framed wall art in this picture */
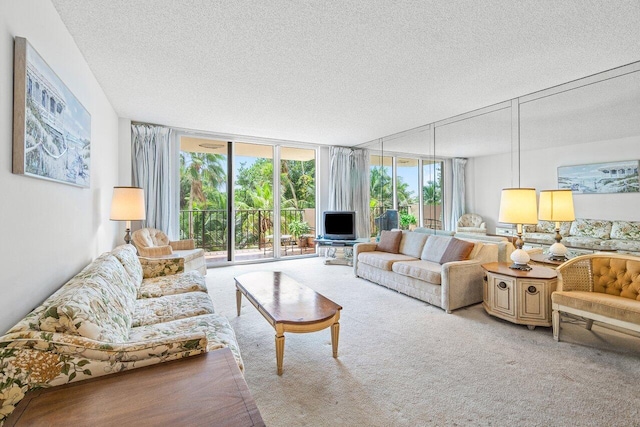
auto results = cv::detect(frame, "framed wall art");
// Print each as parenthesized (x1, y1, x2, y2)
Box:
(558, 160, 639, 194)
(12, 37, 91, 187)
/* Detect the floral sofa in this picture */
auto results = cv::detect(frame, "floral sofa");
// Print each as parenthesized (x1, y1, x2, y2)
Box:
(523, 219, 640, 254)
(354, 230, 499, 313)
(0, 245, 241, 424)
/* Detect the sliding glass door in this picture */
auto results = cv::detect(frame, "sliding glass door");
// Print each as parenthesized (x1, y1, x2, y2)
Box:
(233, 142, 274, 261)
(179, 135, 316, 264)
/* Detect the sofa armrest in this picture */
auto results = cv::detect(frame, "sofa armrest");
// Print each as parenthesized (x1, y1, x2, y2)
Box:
(1, 330, 209, 360)
(170, 239, 196, 250)
(441, 260, 484, 313)
(353, 242, 378, 276)
(138, 256, 185, 278)
(138, 245, 173, 257)
(555, 255, 595, 292)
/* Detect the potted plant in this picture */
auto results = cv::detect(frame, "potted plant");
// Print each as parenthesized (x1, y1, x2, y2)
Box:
(400, 213, 417, 230)
(288, 220, 311, 248)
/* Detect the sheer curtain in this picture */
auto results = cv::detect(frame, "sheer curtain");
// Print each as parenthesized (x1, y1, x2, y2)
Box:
(328, 146, 370, 238)
(450, 157, 467, 229)
(131, 124, 180, 239)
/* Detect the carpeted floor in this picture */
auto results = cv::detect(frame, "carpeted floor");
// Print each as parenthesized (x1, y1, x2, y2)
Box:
(207, 257, 640, 427)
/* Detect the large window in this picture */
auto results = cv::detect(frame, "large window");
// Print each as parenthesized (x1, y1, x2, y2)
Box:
(179, 136, 317, 264)
(370, 153, 444, 236)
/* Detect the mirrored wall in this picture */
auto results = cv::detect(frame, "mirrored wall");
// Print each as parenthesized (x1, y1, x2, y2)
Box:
(358, 60, 640, 234)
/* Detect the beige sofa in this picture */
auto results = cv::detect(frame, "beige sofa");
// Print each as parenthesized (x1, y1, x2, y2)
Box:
(354, 231, 499, 313)
(524, 219, 640, 254)
(552, 253, 640, 341)
(0, 245, 240, 424)
(454, 232, 515, 263)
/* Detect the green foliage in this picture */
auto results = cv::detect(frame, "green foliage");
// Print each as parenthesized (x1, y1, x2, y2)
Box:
(423, 180, 442, 205)
(179, 151, 316, 247)
(288, 220, 311, 238)
(400, 213, 417, 229)
(369, 166, 417, 209)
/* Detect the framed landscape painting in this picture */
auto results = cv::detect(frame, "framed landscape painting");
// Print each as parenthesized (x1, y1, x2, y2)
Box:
(558, 160, 639, 194)
(12, 37, 91, 187)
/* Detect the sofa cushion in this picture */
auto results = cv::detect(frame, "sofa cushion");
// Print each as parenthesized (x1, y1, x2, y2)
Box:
(358, 251, 417, 271)
(592, 257, 640, 299)
(38, 254, 136, 342)
(138, 270, 207, 298)
(111, 244, 144, 287)
(600, 239, 640, 252)
(376, 230, 403, 253)
(392, 260, 442, 284)
(132, 292, 215, 327)
(523, 232, 556, 244)
(552, 291, 640, 324)
(398, 231, 429, 258)
(420, 235, 451, 262)
(440, 238, 475, 264)
(610, 221, 640, 241)
(570, 219, 613, 239)
(562, 236, 604, 248)
(128, 314, 244, 371)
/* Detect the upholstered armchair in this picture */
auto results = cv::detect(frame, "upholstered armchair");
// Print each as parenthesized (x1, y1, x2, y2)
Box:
(132, 228, 207, 276)
(456, 213, 487, 235)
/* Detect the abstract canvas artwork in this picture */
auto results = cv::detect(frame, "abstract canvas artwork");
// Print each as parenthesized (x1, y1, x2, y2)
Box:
(558, 161, 639, 194)
(12, 37, 91, 187)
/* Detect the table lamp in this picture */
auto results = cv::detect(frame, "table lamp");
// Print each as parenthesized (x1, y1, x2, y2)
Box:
(110, 186, 146, 244)
(498, 188, 538, 271)
(538, 189, 575, 261)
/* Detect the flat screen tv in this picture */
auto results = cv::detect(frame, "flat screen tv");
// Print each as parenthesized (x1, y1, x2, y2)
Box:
(323, 211, 356, 240)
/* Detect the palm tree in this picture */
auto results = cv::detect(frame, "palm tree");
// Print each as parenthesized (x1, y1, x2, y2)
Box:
(180, 152, 227, 241)
(180, 152, 226, 210)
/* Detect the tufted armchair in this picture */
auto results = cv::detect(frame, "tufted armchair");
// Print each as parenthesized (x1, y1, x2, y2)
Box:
(132, 228, 206, 276)
(456, 213, 486, 235)
(552, 253, 640, 342)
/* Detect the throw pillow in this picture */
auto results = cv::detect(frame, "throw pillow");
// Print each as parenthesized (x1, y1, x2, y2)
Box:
(376, 230, 403, 253)
(439, 238, 475, 264)
(420, 235, 452, 262)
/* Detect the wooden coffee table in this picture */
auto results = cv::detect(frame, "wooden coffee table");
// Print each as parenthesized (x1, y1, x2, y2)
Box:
(235, 271, 342, 375)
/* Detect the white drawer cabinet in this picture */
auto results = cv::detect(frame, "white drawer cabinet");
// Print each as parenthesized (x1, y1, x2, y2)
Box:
(482, 263, 557, 330)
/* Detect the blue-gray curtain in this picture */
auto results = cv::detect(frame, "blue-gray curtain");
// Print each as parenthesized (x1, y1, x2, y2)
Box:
(131, 124, 179, 238)
(328, 146, 370, 238)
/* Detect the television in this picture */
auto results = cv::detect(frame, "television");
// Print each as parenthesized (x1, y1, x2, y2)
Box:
(323, 211, 356, 240)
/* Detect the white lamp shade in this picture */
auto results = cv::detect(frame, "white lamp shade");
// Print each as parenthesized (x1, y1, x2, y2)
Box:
(538, 189, 575, 222)
(498, 188, 538, 225)
(110, 187, 146, 221)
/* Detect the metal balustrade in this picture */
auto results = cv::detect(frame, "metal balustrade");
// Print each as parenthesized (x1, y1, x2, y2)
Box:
(179, 209, 306, 252)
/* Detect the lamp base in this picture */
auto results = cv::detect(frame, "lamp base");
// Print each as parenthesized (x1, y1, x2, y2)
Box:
(124, 228, 132, 245)
(509, 262, 532, 271)
(547, 242, 568, 262)
(509, 247, 532, 271)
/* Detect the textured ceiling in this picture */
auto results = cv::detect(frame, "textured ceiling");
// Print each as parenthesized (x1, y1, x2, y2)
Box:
(51, 0, 640, 151)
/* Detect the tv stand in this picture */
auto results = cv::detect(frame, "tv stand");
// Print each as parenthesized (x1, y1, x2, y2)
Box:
(314, 238, 369, 266)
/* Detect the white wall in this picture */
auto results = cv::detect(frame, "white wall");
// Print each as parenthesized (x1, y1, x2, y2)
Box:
(468, 136, 640, 232)
(0, 1, 120, 333)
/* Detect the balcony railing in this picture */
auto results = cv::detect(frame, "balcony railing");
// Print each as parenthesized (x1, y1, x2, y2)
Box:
(179, 209, 306, 252)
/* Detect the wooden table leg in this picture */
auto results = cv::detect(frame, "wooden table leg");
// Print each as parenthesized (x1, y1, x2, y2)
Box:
(275, 324, 285, 375)
(331, 321, 340, 358)
(236, 288, 242, 316)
